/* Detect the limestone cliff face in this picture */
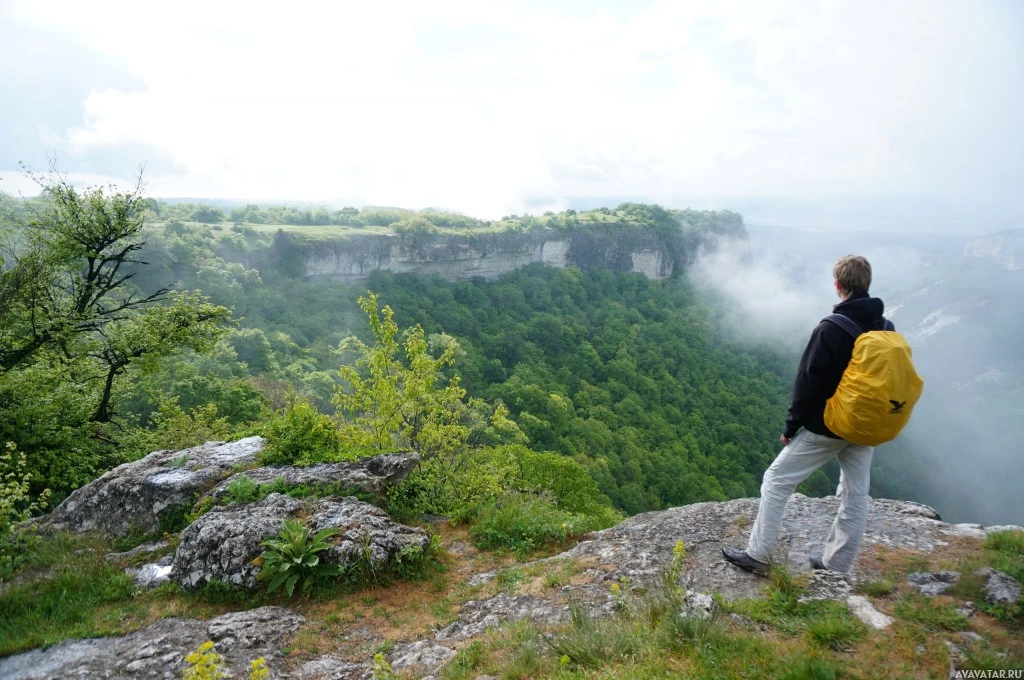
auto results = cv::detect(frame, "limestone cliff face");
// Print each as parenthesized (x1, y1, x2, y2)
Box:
(296, 225, 688, 282)
(965, 229, 1023, 270)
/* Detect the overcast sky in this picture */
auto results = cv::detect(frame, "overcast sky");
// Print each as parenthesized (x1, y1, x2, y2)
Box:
(1, 0, 1022, 229)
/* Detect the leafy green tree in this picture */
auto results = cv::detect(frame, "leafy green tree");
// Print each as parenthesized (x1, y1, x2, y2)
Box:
(191, 205, 224, 223)
(333, 292, 468, 458)
(0, 173, 231, 494)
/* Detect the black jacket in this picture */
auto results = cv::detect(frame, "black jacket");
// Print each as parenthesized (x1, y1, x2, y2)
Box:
(783, 293, 890, 439)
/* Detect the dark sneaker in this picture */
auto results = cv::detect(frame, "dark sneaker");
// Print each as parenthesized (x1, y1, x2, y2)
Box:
(809, 555, 828, 570)
(722, 546, 768, 576)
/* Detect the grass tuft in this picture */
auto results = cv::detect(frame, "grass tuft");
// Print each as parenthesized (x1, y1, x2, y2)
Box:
(656, 607, 723, 651)
(893, 593, 969, 631)
(546, 599, 641, 669)
(984, 529, 1024, 583)
(778, 656, 847, 679)
(805, 612, 866, 651)
(855, 579, 896, 598)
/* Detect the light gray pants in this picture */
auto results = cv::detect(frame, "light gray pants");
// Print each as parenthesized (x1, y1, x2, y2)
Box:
(746, 429, 874, 573)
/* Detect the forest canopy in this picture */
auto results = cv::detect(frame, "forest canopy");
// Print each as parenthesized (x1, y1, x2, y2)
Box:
(1, 186, 813, 518)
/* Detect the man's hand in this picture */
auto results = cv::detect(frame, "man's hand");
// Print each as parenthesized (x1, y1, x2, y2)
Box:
(780, 434, 792, 446)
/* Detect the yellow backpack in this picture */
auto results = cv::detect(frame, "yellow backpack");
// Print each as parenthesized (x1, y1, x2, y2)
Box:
(823, 314, 924, 447)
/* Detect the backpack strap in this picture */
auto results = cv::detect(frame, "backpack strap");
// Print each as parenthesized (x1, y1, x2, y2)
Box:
(824, 314, 864, 339)
(824, 314, 893, 337)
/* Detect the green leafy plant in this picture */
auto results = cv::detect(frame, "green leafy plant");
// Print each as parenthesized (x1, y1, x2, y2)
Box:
(224, 475, 261, 504)
(260, 398, 348, 466)
(0, 442, 50, 579)
(158, 502, 193, 534)
(468, 490, 604, 556)
(259, 519, 342, 597)
(333, 292, 468, 459)
(166, 454, 189, 469)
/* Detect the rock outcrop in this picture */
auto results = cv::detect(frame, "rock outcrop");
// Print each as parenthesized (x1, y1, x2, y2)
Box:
(908, 570, 960, 596)
(203, 452, 419, 504)
(551, 494, 969, 601)
(37, 437, 266, 539)
(296, 226, 687, 283)
(976, 567, 1022, 606)
(12, 489, 1022, 679)
(297, 494, 1018, 679)
(172, 493, 430, 590)
(0, 606, 303, 680)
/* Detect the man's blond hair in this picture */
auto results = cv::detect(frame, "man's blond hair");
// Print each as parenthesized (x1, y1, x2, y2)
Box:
(833, 255, 871, 294)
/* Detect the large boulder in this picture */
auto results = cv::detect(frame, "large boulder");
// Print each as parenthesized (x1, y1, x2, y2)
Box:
(976, 567, 1022, 606)
(172, 493, 430, 590)
(37, 438, 266, 539)
(310, 494, 988, 677)
(558, 494, 969, 601)
(202, 452, 419, 504)
(0, 606, 303, 680)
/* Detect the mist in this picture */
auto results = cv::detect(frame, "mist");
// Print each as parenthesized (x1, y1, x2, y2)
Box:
(689, 225, 1024, 526)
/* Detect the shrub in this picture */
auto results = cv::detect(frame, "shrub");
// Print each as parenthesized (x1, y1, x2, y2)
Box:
(0, 442, 50, 579)
(259, 519, 342, 597)
(260, 399, 349, 466)
(386, 444, 622, 534)
(469, 492, 598, 555)
(158, 502, 194, 534)
(224, 475, 261, 504)
(122, 397, 236, 462)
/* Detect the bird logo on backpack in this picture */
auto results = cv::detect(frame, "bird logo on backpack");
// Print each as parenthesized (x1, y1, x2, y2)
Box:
(822, 314, 923, 447)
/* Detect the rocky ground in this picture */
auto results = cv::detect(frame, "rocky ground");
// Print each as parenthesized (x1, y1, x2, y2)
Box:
(3, 439, 1022, 679)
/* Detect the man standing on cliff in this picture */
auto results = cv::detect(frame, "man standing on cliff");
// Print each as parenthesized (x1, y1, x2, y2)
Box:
(723, 255, 889, 574)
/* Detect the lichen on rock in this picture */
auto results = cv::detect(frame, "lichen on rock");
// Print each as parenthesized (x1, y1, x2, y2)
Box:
(37, 437, 266, 540)
(171, 493, 430, 591)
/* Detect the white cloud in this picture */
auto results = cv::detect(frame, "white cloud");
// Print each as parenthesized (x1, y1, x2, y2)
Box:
(4, 0, 1022, 218)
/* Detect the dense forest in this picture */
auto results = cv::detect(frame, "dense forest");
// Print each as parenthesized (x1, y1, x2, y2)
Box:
(1, 181, 823, 539)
